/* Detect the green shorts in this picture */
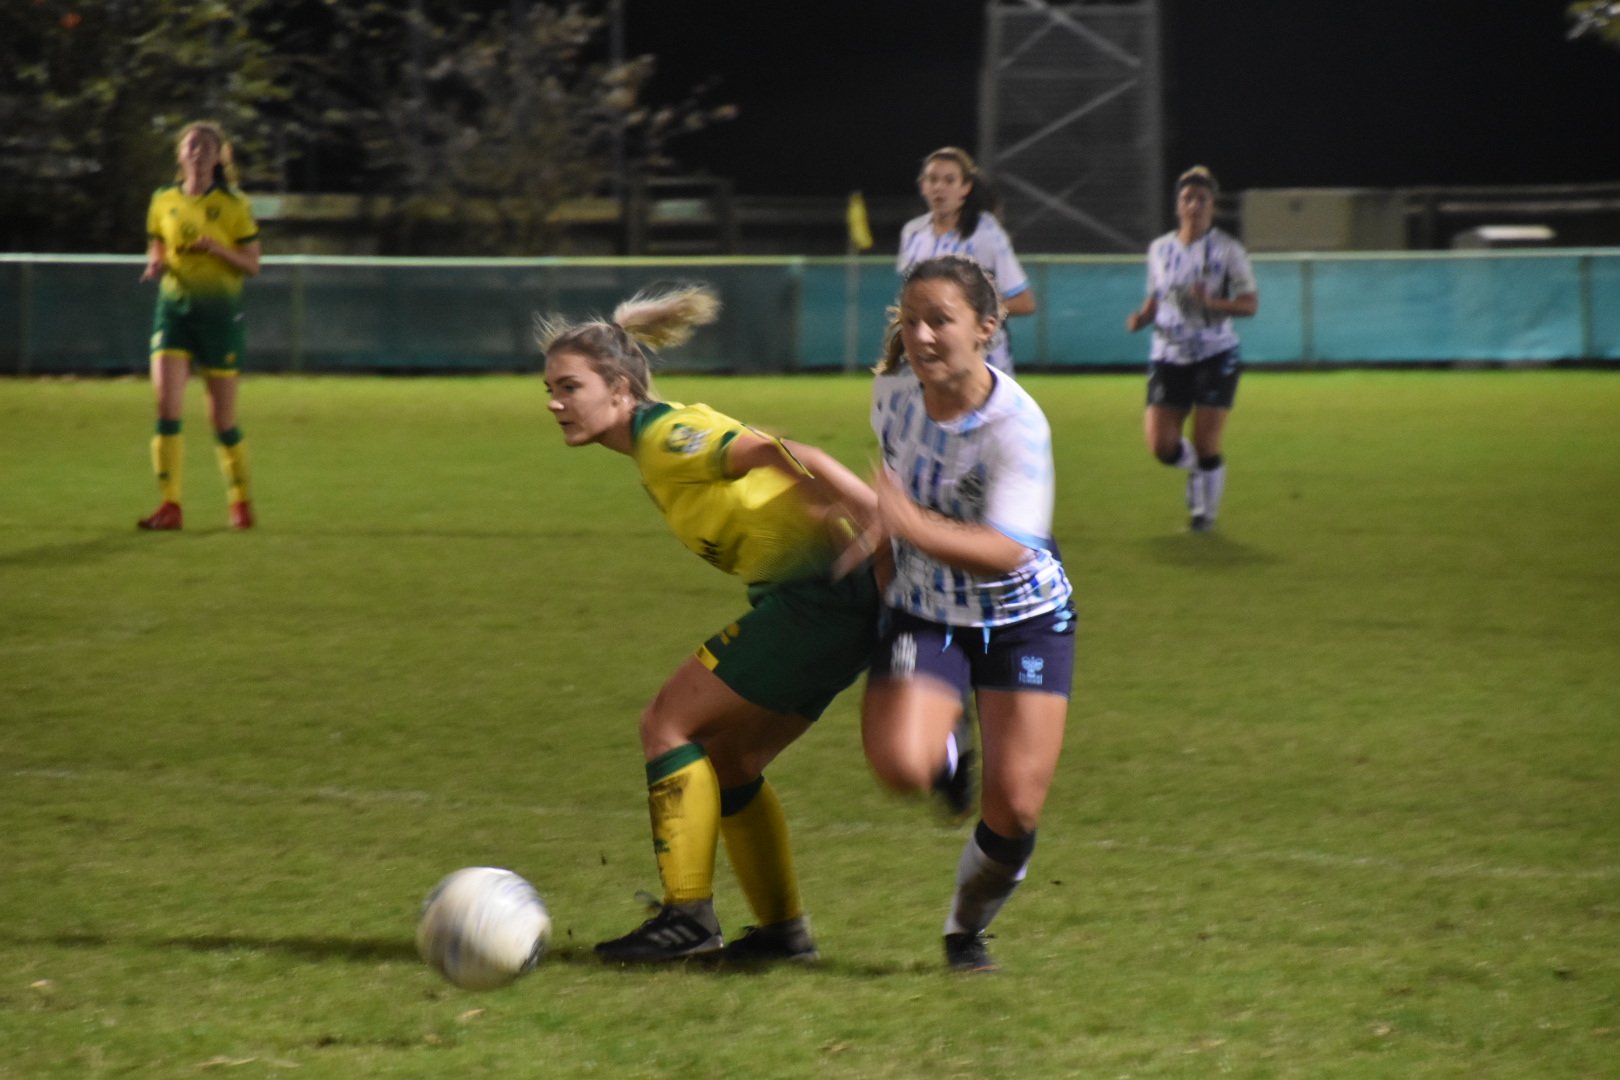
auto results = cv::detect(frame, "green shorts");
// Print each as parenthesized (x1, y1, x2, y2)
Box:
(696, 569, 879, 722)
(150, 292, 246, 376)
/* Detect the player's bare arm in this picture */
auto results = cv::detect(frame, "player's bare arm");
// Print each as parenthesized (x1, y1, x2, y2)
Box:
(1003, 290, 1036, 317)
(141, 240, 167, 282)
(1187, 284, 1257, 318)
(872, 466, 1027, 576)
(187, 237, 262, 277)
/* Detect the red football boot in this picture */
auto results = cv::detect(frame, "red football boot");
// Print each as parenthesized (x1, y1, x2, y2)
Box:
(229, 501, 255, 530)
(137, 501, 183, 531)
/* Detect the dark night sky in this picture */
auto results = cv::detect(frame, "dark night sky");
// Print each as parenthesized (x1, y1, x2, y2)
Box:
(625, 0, 1620, 198)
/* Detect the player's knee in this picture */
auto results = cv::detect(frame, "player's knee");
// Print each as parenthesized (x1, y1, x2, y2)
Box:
(637, 696, 692, 757)
(986, 795, 1044, 838)
(864, 750, 935, 794)
(1154, 444, 1183, 466)
(1007, 803, 1044, 837)
(710, 743, 772, 784)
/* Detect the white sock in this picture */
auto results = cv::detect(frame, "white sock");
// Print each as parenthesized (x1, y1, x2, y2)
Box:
(1186, 471, 1207, 516)
(1200, 463, 1227, 522)
(943, 835, 1028, 936)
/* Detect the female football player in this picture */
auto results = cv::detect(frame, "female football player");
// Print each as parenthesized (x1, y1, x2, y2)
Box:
(540, 284, 880, 965)
(862, 255, 1075, 972)
(896, 147, 1035, 374)
(1125, 165, 1259, 531)
(137, 120, 262, 531)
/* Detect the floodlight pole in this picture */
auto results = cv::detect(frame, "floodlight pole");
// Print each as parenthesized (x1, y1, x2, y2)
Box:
(980, 0, 1165, 252)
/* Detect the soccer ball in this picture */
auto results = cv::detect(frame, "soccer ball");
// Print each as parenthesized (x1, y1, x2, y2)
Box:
(416, 867, 552, 991)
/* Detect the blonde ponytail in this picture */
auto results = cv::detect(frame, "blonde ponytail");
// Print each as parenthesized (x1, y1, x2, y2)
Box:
(538, 284, 720, 403)
(613, 285, 721, 350)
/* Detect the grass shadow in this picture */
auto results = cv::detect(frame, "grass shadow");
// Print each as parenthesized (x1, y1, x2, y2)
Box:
(0, 526, 583, 567)
(0, 531, 156, 570)
(1141, 529, 1278, 569)
(15, 932, 927, 979)
(13, 930, 420, 964)
(158, 933, 421, 963)
(715, 957, 932, 979)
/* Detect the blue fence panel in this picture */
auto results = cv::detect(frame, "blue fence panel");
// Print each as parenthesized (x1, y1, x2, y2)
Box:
(1588, 253, 1620, 361)
(3, 251, 1616, 373)
(1244, 260, 1307, 364)
(1036, 260, 1145, 367)
(1310, 253, 1589, 364)
(252, 260, 797, 375)
(796, 259, 897, 371)
(9, 258, 150, 374)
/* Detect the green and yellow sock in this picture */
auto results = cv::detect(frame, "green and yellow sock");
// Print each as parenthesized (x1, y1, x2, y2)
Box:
(719, 776, 803, 926)
(645, 743, 720, 906)
(151, 419, 183, 503)
(214, 426, 250, 504)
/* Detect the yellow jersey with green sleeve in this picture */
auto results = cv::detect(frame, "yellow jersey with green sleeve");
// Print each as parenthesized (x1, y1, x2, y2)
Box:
(631, 401, 833, 590)
(146, 183, 259, 300)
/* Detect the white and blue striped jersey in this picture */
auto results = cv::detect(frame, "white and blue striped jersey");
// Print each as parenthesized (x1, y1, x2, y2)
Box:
(897, 213, 1030, 373)
(1143, 227, 1257, 365)
(870, 367, 1072, 627)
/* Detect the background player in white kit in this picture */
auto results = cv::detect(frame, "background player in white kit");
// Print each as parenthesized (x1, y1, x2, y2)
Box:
(861, 255, 1075, 973)
(897, 147, 1036, 374)
(1126, 165, 1259, 531)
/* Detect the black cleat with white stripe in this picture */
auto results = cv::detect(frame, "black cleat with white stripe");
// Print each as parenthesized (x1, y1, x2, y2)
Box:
(595, 904, 724, 964)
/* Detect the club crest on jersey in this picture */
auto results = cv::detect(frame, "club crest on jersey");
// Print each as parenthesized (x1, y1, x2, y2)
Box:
(665, 423, 708, 455)
(1018, 655, 1044, 686)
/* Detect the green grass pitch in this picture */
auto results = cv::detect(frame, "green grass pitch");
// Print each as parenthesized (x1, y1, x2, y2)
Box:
(1, 370, 1617, 1078)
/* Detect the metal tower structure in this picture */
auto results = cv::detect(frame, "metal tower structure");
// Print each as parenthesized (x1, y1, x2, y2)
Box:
(979, 0, 1165, 253)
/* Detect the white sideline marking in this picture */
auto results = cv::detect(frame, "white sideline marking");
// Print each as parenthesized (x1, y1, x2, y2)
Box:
(10, 767, 1618, 883)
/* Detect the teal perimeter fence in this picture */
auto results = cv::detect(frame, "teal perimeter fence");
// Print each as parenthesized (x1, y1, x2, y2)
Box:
(3, 250, 1617, 375)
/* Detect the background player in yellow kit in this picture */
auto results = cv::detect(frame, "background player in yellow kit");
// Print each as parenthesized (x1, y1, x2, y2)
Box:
(540, 284, 880, 964)
(137, 120, 262, 531)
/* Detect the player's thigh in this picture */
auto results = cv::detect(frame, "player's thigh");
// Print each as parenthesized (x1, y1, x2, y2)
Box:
(1190, 405, 1230, 454)
(702, 710, 812, 788)
(150, 354, 190, 418)
(204, 373, 239, 431)
(192, 297, 246, 379)
(864, 611, 972, 786)
(641, 656, 785, 760)
(1143, 404, 1189, 455)
(700, 573, 877, 724)
(976, 689, 1068, 835)
(861, 675, 963, 790)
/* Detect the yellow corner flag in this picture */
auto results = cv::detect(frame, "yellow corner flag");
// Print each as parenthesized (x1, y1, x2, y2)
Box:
(846, 191, 874, 251)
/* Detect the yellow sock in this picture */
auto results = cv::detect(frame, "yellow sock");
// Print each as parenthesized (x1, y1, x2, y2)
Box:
(214, 428, 250, 504)
(719, 777, 803, 926)
(151, 429, 183, 503)
(645, 744, 720, 906)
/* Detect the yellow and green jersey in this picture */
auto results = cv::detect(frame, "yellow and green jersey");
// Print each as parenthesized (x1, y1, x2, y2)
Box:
(631, 401, 834, 589)
(145, 183, 259, 300)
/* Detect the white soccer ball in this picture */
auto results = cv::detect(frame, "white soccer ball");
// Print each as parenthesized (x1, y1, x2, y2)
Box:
(416, 867, 552, 991)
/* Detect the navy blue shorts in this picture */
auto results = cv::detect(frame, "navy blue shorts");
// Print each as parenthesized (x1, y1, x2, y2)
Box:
(1147, 348, 1242, 410)
(870, 605, 1077, 698)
